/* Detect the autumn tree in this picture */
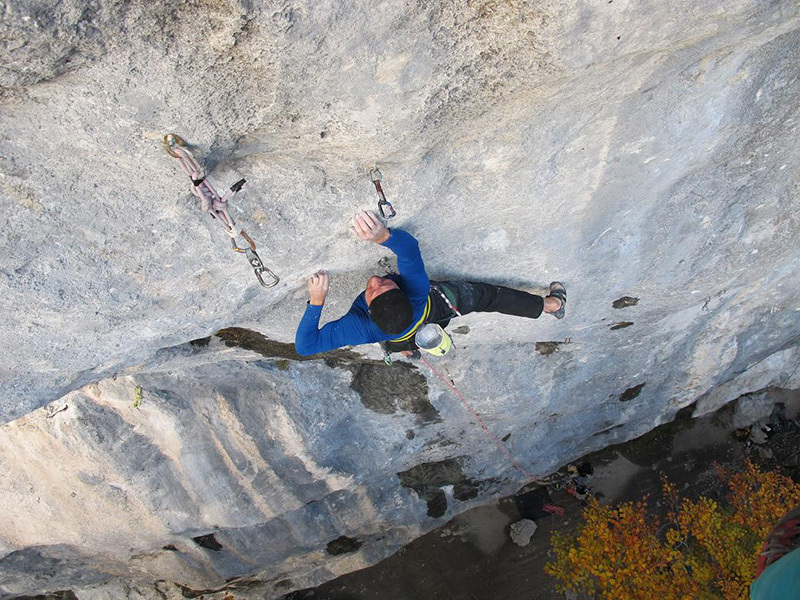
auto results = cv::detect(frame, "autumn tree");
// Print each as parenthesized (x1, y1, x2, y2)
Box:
(545, 461, 800, 600)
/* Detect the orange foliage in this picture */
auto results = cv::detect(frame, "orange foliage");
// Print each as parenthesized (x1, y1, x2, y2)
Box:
(545, 460, 800, 600)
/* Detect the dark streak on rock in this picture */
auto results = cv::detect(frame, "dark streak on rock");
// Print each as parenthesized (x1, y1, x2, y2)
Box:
(192, 533, 223, 552)
(326, 536, 363, 555)
(350, 362, 440, 424)
(425, 489, 448, 518)
(535, 341, 562, 355)
(149, 388, 191, 409)
(178, 573, 290, 598)
(12, 592, 79, 600)
(422, 433, 457, 449)
(216, 327, 360, 363)
(225, 574, 291, 591)
(397, 458, 484, 518)
(176, 584, 210, 599)
(219, 330, 432, 416)
(592, 423, 625, 437)
(674, 401, 697, 420)
(610, 321, 634, 330)
(502, 433, 511, 441)
(612, 296, 639, 309)
(619, 383, 646, 402)
(452, 325, 470, 334)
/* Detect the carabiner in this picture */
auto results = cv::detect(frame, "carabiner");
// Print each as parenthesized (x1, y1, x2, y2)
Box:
(239, 230, 280, 288)
(245, 246, 280, 288)
(378, 256, 397, 275)
(369, 166, 396, 219)
(163, 133, 187, 158)
(378, 342, 393, 366)
(378, 198, 396, 219)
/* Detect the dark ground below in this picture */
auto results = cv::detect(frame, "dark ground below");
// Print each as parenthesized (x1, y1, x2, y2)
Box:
(281, 387, 800, 600)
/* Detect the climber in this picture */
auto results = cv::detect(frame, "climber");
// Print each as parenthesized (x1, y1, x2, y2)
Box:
(294, 210, 566, 356)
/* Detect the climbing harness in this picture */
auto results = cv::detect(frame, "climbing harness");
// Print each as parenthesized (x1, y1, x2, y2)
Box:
(379, 283, 458, 358)
(433, 284, 461, 317)
(369, 166, 396, 219)
(163, 133, 279, 288)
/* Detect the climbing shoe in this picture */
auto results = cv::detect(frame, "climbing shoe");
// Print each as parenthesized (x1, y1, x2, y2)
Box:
(549, 282, 567, 319)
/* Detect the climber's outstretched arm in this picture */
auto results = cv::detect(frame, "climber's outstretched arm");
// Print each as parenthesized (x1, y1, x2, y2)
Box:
(353, 210, 429, 305)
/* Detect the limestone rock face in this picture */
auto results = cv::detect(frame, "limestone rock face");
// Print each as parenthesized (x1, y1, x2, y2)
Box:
(1, 0, 799, 597)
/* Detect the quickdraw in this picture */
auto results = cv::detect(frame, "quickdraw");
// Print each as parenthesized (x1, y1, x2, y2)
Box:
(164, 134, 279, 288)
(369, 166, 396, 219)
(235, 230, 280, 288)
(378, 342, 393, 366)
(378, 256, 397, 275)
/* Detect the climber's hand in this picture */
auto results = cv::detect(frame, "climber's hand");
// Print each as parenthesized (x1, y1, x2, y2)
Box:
(308, 271, 329, 306)
(352, 210, 390, 244)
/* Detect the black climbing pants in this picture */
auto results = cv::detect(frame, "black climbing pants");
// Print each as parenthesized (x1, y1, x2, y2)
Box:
(384, 281, 545, 353)
(434, 281, 544, 322)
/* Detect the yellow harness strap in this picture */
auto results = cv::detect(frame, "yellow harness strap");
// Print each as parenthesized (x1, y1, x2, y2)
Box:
(390, 296, 431, 343)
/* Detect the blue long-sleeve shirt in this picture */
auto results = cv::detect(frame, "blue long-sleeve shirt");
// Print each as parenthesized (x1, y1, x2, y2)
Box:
(295, 229, 430, 355)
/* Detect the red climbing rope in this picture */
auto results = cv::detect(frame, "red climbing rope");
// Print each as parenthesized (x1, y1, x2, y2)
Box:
(163, 133, 239, 236)
(418, 354, 538, 482)
(543, 503, 566, 517)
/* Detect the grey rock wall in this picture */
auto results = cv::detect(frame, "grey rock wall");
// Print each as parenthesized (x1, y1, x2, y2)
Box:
(1, 0, 799, 597)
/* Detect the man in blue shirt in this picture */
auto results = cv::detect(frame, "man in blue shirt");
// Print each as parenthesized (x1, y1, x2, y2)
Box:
(295, 210, 566, 356)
